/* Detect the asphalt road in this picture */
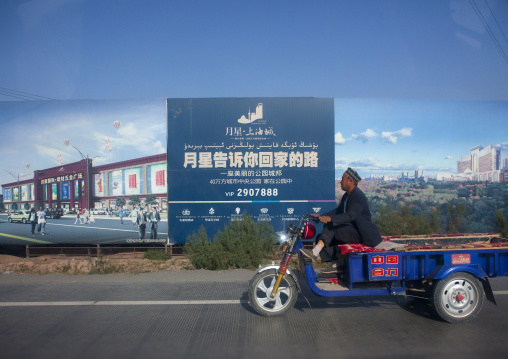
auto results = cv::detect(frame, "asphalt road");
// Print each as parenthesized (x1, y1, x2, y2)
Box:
(1, 271, 508, 359)
(0, 214, 168, 245)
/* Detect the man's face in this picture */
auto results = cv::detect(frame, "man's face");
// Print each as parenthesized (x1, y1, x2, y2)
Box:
(340, 172, 351, 192)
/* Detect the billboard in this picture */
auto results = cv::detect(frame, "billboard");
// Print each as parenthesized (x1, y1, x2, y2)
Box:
(3, 188, 12, 202)
(60, 181, 70, 200)
(13, 187, 19, 202)
(148, 163, 167, 194)
(94, 173, 105, 197)
(166, 97, 335, 243)
(21, 185, 28, 201)
(110, 170, 123, 196)
(51, 183, 57, 201)
(124, 167, 142, 195)
(0, 97, 506, 246)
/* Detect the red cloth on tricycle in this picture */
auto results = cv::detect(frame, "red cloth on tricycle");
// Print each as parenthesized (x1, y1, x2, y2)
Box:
(338, 243, 386, 255)
(338, 239, 508, 254)
(338, 238, 392, 255)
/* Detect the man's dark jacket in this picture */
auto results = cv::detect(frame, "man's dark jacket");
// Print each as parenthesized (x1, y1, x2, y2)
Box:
(323, 186, 382, 247)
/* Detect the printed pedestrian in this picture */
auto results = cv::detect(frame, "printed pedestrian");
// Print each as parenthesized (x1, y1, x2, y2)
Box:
(75, 209, 82, 224)
(149, 206, 161, 239)
(29, 208, 37, 236)
(36, 208, 47, 235)
(136, 206, 147, 240)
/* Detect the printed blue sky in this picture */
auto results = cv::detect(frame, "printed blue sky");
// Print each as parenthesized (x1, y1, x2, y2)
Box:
(334, 99, 508, 178)
(0, 99, 166, 185)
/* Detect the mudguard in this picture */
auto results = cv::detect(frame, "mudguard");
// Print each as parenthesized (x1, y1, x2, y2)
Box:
(256, 265, 301, 291)
(430, 264, 486, 280)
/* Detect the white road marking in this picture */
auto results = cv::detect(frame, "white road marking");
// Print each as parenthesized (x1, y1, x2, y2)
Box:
(1, 292, 507, 307)
(0, 300, 243, 307)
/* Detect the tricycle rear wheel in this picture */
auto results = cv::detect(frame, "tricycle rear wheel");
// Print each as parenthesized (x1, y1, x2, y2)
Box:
(248, 269, 297, 317)
(431, 272, 484, 324)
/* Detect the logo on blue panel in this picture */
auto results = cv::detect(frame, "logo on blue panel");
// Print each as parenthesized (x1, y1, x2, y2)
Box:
(237, 103, 264, 124)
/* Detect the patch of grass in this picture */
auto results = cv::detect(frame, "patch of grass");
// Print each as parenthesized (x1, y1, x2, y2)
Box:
(89, 256, 120, 275)
(60, 264, 71, 273)
(144, 249, 171, 261)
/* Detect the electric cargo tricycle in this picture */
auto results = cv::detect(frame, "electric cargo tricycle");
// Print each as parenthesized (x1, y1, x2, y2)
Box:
(248, 215, 508, 323)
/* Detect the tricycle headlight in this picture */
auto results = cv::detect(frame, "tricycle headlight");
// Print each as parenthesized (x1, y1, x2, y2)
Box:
(276, 231, 288, 245)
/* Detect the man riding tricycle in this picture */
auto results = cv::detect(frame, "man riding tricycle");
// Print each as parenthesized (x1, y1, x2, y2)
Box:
(248, 168, 508, 323)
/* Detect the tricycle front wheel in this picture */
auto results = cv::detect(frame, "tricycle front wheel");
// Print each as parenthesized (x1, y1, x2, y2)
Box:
(431, 272, 484, 324)
(248, 269, 297, 317)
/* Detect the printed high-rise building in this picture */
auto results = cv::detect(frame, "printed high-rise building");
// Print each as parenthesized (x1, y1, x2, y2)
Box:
(457, 144, 505, 182)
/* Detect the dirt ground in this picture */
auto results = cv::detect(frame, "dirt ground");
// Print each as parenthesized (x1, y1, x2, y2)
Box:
(0, 253, 194, 275)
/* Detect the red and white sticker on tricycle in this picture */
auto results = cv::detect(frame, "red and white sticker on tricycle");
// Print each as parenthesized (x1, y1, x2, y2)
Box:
(368, 254, 402, 281)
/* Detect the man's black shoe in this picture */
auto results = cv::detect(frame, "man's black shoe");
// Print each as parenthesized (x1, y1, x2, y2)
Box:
(300, 248, 319, 262)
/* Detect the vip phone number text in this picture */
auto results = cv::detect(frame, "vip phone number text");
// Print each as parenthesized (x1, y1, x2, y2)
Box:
(235, 188, 279, 197)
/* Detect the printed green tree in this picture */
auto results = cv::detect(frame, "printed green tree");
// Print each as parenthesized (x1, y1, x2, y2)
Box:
(446, 201, 467, 234)
(115, 197, 126, 208)
(144, 194, 158, 206)
(495, 210, 508, 239)
(128, 195, 141, 207)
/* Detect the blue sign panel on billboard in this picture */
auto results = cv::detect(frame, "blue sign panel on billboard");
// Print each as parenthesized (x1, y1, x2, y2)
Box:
(60, 181, 70, 200)
(166, 97, 335, 243)
(3, 188, 12, 202)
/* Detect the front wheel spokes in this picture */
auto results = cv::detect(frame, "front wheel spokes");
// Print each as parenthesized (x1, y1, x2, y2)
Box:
(272, 285, 291, 310)
(256, 277, 289, 307)
(273, 296, 284, 310)
(277, 286, 290, 298)
(257, 279, 269, 293)
(255, 278, 275, 307)
(257, 296, 272, 306)
(249, 270, 297, 316)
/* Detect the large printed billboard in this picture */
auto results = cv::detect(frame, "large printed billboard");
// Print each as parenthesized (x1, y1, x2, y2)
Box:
(166, 97, 336, 243)
(0, 97, 507, 246)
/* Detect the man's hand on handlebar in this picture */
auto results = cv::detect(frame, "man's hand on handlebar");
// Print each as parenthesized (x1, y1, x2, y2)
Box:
(319, 215, 331, 224)
(310, 213, 331, 224)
